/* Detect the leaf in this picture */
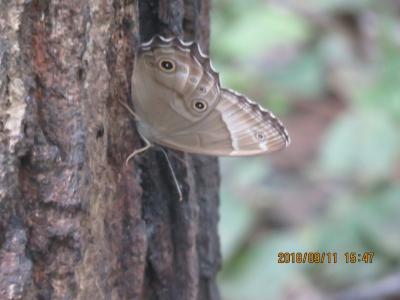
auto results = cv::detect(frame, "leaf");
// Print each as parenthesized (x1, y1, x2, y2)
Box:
(220, 233, 310, 300)
(212, 3, 311, 60)
(219, 188, 254, 261)
(264, 51, 324, 97)
(357, 186, 400, 259)
(307, 0, 373, 12)
(320, 109, 399, 182)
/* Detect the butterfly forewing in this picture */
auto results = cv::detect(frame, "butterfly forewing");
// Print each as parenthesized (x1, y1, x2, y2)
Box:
(131, 35, 290, 156)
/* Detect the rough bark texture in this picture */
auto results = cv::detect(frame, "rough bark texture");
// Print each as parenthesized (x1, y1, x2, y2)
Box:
(0, 0, 220, 299)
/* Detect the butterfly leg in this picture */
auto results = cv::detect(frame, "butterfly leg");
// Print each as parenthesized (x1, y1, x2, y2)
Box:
(118, 99, 152, 163)
(118, 100, 183, 201)
(158, 147, 184, 202)
(163, 150, 189, 169)
(125, 133, 152, 165)
(118, 99, 141, 121)
(125, 137, 183, 201)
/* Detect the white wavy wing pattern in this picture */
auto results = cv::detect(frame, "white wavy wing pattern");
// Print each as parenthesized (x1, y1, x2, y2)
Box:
(147, 89, 289, 156)
(132, 35, 290, 156)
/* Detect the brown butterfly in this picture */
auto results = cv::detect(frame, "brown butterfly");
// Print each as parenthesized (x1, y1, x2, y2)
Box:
(125, 35, 290, 157)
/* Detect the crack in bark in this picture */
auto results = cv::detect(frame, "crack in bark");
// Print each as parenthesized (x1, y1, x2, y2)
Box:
(0, 0, 220, 299)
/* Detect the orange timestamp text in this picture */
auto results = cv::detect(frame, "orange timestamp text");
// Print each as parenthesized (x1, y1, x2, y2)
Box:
(277, 252, 374, 264)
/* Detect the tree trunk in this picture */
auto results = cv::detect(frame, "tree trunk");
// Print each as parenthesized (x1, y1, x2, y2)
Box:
(0, 1, 221, 299)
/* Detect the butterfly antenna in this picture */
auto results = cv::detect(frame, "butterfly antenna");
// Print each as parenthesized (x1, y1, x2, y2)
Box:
(158, 147, 184, 202)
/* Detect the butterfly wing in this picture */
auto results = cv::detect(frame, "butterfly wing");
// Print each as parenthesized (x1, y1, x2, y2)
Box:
(133, 36, 220, 134)
(139, 88, 289, 156)
(132, 36, 290, 156)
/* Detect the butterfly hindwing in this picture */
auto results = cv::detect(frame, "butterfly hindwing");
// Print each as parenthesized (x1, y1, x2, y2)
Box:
(132, 36, 289, 156)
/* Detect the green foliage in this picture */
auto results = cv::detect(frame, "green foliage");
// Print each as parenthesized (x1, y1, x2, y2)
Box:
(307, 0, 373, 11)
(263, 51, 325, 97)
(213, 0, 400, 298)
(211, 4, 311, 60)
(219, 188, 254, 261)
(220, 233, 309, 300)
(307, 186, 400, 287)
(211, 1, 315, 100)
(320, 109, 399, 182)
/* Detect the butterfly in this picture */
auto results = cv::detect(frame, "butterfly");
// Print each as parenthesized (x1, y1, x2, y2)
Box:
(125, 35, 290, 158)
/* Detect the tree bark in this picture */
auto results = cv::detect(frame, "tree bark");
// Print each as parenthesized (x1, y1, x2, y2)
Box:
(0, 0, 221, 299)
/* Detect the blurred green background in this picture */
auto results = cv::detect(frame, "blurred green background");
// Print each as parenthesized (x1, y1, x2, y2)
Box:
(211, 0, 400, 299)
